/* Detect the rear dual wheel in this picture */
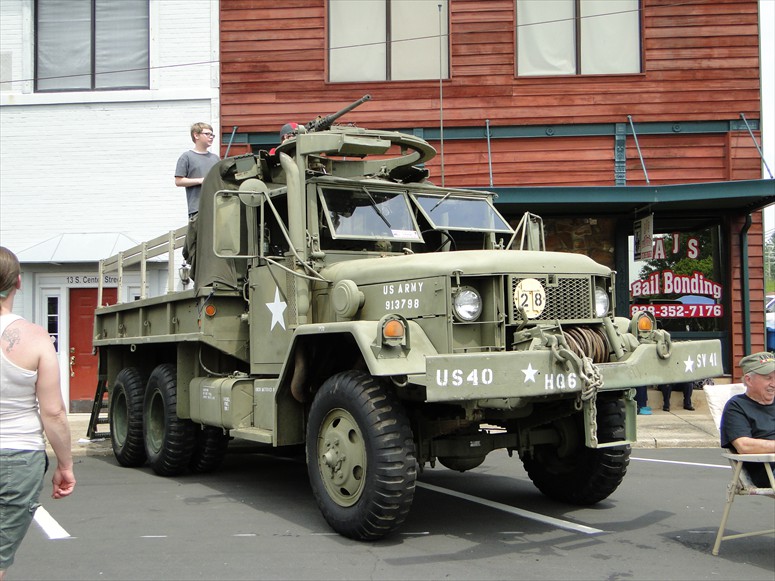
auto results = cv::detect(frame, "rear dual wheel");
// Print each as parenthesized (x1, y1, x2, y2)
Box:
(143, 363, 195, 476)
(189, 425, 230, 473)
(110, 367, 147, 467)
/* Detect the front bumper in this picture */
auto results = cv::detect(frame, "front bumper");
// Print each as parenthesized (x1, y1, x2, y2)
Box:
(423, 339, 722, 403)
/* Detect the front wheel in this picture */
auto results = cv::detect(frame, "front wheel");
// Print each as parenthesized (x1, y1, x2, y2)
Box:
(306, 371, 417, 541)
(520, 398, 630, 505)
(143, 364, 195, 476)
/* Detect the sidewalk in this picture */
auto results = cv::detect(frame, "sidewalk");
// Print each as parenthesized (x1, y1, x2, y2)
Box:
(633, 406, 718, 449)
(59, 398, 720, 459)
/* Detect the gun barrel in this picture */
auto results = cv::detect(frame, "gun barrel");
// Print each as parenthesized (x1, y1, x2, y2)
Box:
(307, 94, 372, 132)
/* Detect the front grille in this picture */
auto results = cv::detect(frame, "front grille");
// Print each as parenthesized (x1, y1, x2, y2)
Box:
(509, 275, 593, 323)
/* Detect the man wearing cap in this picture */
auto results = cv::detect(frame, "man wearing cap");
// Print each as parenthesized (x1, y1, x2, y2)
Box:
(269, 122, 299, 156)
(720, 352, 775, 487)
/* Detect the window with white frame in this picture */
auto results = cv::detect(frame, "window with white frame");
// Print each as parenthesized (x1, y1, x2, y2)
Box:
(39, 292, 60, 352)
(329, 0, 449, 82)
(35, 0, 150, 92)
(516, 0, 641, 76)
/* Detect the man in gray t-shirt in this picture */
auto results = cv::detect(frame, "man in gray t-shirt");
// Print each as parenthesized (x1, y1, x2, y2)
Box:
(175, 122, 220, 216)
(175, 122, 220, 265)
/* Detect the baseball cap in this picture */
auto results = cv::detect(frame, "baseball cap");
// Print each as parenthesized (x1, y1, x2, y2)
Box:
(279, 122, 298, 140)
(740, 351, 775, 375)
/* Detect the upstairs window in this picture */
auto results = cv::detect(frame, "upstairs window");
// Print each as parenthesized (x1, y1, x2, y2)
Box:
(35, 0, 150, 92)
(516, 0, 641, 76)
(329, 0, 449, 82)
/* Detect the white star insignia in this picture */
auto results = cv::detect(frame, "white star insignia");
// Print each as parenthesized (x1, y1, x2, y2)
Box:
(266, 287, 287, 330)
(522, 363, 538, 383)
(684, 356, 695, 373)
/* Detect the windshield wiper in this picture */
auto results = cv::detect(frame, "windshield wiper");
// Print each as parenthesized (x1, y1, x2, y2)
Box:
(428, 191, 452, 213)
(362, 187, 392, 229)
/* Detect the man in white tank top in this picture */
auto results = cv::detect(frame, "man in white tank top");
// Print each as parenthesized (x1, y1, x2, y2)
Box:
(0, 246, 75, 579)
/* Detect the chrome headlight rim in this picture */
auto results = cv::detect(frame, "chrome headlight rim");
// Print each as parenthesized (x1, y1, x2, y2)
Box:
(594, 286, 610, 318)
(453, 286, 483, 322)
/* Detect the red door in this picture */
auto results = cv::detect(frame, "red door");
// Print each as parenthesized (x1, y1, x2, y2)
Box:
(68, 288, 117, 412)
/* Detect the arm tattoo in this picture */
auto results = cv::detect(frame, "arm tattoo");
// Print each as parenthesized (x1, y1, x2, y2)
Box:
(2, 327, 21, 352)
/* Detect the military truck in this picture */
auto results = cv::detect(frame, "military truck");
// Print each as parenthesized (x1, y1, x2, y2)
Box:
(92, 97, 723, 540)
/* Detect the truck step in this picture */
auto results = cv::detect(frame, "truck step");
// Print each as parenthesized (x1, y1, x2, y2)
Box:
(229, 427, 274, 444)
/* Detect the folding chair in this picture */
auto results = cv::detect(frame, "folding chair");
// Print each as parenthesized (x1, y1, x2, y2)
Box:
(703, 383, 775, 556)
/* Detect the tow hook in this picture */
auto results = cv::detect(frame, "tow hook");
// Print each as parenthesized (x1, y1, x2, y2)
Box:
(654, 329, 672, 359)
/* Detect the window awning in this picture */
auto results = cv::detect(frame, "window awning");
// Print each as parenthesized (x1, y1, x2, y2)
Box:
(487, 179, 775, 221)
(16, 233, 141, 263)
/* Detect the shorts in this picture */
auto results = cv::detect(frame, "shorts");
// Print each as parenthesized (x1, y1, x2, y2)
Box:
(0, 449, 47, 570)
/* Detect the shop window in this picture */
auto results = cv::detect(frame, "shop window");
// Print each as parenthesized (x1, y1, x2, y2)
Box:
(328, 0, 449, 82)
(516, 0, 641, 76)
(35, 0, 150, 92)
(629, 227, 723, 333)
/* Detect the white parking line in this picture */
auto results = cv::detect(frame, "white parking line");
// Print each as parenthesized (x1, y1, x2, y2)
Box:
(33, 506, 71, 539)
(630, 456, 730, 469)
(417, 482, 605, 535)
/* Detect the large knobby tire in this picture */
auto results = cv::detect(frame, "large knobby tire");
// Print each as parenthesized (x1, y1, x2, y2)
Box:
(143, 364, 195, 477)
(110, 367, 147, 467)
(306, 371, 417, 541)
(189, 426, 230, 473)
(520, 398, 630, 505)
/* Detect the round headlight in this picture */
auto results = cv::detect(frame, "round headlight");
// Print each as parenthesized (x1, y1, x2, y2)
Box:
(594, 286, 610, 317)
(453, 287, 482, 322)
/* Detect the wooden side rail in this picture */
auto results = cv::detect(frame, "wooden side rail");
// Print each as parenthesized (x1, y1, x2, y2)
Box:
(98, 226, 187, 305)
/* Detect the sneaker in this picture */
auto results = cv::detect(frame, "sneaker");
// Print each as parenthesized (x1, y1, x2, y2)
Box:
(638, 406, 652, 415)
(662, 405, 670, 412)
(684, 404, 695, 411)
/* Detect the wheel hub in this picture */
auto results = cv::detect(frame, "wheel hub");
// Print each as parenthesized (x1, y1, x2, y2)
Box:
(317, 409, 366, 507)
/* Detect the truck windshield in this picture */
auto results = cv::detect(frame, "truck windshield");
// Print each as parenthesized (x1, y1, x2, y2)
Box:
(319, 187, 422, 241)
(412, 193, 513, 233)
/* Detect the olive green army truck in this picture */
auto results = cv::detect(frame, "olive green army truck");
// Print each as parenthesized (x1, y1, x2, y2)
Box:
(92, 100, 723, 540)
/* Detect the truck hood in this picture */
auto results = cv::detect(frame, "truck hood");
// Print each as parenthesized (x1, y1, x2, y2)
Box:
(319, 249, 610, 286)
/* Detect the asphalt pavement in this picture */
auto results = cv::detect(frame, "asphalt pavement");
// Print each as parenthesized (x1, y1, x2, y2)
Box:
(59, 389, 719, 459)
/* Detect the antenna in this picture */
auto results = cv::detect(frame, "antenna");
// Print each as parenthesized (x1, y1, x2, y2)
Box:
(438, 3, 445, 187)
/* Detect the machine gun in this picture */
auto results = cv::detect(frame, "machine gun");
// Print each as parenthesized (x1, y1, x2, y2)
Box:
(305, 94, 372, 133)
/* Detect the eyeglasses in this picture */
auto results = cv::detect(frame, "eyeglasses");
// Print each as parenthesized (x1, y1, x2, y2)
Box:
(199, 131, 214, 137)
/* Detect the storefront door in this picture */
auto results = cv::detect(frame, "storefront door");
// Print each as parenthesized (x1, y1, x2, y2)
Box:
(68, 288, 117, 412)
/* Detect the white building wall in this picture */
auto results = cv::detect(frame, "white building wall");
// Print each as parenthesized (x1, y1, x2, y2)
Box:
(0, 0, 220, 253)
(0, 0, 220, 411)
(1, 99, 216, 249)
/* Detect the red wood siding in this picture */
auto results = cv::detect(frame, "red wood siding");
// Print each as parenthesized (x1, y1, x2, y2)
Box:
(623, 131, 763, 186)
(220, 0, 762, 133)
(728, 211, 766, 381)
(421, 136, 616, 187)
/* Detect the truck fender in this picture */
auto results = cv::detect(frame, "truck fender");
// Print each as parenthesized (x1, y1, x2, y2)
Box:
(278, 319, 438, 403)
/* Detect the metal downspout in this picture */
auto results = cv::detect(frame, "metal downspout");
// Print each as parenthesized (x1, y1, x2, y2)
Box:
(486, 119, 493, 187)
(740, 214, 752, 355)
